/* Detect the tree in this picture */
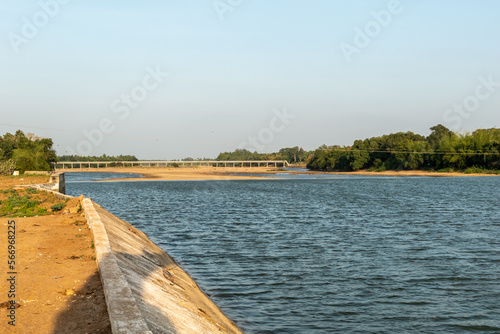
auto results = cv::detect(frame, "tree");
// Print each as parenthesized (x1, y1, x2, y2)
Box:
(0, 130, 57, 173)
(307, 125, 500, 172)
(427, 124, 453, 148)
(279, 147, 307, 163)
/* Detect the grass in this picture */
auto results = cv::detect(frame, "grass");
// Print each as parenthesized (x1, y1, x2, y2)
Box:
(0, 192, 42, 217)
(0, 188, 68, 217)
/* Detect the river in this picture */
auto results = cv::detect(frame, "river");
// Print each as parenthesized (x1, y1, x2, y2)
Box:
(66, 173, 500, 333)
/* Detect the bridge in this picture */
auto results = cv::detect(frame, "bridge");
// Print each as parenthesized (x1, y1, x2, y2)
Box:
(54, 160, 290, 169)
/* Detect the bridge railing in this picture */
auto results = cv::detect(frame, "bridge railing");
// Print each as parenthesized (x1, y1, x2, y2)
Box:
(53, 160, 290, 169)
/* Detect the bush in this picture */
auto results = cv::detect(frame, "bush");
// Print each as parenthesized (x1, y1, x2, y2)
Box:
(0, 159, 16, 175)
(50, 203, 66, 212)
(464, 166, 485, 174)
(36, 207, 47, 214)
(171, 162, 180, 168)
(463, 167, 500, 175)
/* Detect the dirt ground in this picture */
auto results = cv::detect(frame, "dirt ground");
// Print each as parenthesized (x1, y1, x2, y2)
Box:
(0, 175, 110, 334)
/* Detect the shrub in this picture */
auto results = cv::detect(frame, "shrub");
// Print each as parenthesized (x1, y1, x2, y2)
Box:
(50, 203, 66, 212)
(36, 207, 47, 214)
(0, 159, 16, 175)
(464, 166, 485, 174)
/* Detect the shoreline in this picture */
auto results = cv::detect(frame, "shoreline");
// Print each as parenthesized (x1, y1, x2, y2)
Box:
(56, 166, 499, 181)
(301, 169, 499, 177)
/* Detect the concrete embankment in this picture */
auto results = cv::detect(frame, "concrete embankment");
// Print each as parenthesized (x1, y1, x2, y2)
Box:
(82, 198, 243, 334)
(24, 171, 66, 193)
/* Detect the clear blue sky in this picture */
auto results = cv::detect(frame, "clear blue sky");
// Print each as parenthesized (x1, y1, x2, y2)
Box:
(1, 0, 499, 159)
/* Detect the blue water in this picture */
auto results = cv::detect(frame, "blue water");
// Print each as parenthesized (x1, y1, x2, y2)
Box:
(67, 175, 500, 333)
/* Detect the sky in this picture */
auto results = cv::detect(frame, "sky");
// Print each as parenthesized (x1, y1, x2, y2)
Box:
(1, 0, 499, 159)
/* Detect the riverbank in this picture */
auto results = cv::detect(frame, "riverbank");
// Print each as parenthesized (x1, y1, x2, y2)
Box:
(56, 166, 499, 181)
(0, 175, 110, 334)
(302, 169, 499, 177)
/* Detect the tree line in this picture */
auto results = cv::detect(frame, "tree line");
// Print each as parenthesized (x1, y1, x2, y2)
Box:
(306, 125, 500, 172)
(216, 147, 311, 163)
(4, 125, 499, 175)
(0, 130, 57, 174)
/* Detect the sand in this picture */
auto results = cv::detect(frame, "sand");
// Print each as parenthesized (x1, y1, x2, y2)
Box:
(56, 166, 499, 181)
(58, 166, 281, 181)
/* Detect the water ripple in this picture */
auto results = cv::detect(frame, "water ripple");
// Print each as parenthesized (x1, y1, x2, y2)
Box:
(67, 176, 500, 333)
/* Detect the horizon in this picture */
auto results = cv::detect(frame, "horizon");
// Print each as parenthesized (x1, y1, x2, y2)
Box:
(2, 1, 499, 160)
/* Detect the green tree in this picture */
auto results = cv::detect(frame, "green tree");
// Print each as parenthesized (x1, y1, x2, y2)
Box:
(0, 131, 56, 173)
(307, 125, 500, 172)
(279, 147, 308, 163)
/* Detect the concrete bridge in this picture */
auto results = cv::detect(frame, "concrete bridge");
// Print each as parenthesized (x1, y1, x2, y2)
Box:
(54, 160, 289, 169)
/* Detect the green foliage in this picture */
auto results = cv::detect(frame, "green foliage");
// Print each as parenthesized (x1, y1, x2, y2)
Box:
(0, 192, 41, 217)
(36, 207, 48, 214)
(463, 166, 500, 174)
(0, 159, 16, 176)
(216, 147, 311, 163)
(171, 162, 180, 168)
(216, 149, 267, 161)
(463, 166, 485, 174)
(50, 203, 66, 212)
(0, 130, 56, 173)
(279, 147, 310, 163)
(307, 125, 500, 172)
(427, 124, 453, 147)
